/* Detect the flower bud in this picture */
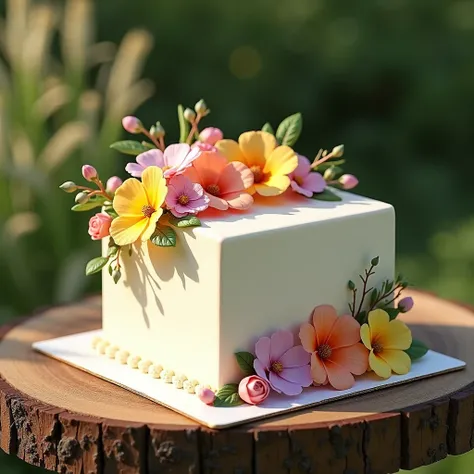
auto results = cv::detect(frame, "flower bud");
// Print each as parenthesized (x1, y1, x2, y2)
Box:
(153, 122, 165, 138)
(323, 167, 337, 181)
(183, 108, 196, 122)
(338, 174, 358, 190)
(371, 256, 380, 267)
(332, 144, 344, 158)
(199, 127, 223, 145)
(196, 386, 215, 405)
(82, 165, 98, 182)
(194, 99, 209, 116)
(59, 181, 78, 193)
(122, 116, 143, 134)
(75, 192, 90, 205)
(106, 176, 123, 193)
(112, 268, 122, 284)
(398, 296, 414, 313)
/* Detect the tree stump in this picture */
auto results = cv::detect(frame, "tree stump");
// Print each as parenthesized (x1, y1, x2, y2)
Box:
(1, 290, 474, 474)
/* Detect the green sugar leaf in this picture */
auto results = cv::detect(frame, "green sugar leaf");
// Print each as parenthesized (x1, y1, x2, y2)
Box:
(311, 188, 342, 202)
(71, 196, 106, 212)
(213, 384, 244, 407)
(178, 104, 190, 143)
(384, 307, 401, 320)
(235, 352, 256, 376)
(275, 112, 302, 147)
(405, 339, 429, 360)
(110, 140, 150, 156)
(150, 225, 177, 247)
(169, 215, 201, 228)
(86, 256, 109, 276)
(261, 122, 275, 135)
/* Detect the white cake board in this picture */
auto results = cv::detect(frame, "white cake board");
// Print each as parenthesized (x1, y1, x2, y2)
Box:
(33, 330, 466, 429)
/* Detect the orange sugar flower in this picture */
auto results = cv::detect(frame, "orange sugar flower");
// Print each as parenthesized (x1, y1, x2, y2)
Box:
(299, 305, 369, 390)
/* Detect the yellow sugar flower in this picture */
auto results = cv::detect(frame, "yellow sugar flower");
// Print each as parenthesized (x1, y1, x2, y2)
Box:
(110, 166, 167, 246)
(216, 131, 298, 196)
(360, 309, 412, 379)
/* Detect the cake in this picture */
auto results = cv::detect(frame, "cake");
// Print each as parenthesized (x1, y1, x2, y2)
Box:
(60, 99, 424, 408)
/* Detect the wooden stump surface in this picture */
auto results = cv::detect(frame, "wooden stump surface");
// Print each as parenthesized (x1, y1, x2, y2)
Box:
(1, 290, 474, 474)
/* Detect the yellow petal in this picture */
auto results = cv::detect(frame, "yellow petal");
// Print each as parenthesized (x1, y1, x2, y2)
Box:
(142, 166, 167, 211)
(141, 210, 163, 241)
(360, 324, 372, 350)
(238, 131, 276, 166)
(110, 216, 148, 246)
(113, 178, 147, 217)
(254, 176, 290, 196)
(367, 309, 390, 341)
(215, 139, 247, 165)
(263, 146, 298, 176)
(369, 351, 392, 379)
(382, 320, 412, 350)
(380, 349, 411, 375)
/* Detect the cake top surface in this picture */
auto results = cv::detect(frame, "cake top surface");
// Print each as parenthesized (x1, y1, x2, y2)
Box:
(195, 190, 393, 240)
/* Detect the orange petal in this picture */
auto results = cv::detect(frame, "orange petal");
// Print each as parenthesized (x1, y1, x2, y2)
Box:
(324, 359, 356, 390)
(223, 191, 253, 210)
(263, 146, 298, 176)
(192, 151, 228, 186)
(215, 139, 246, 165)
(217, 162, 254, 194)
(328, 314, 363, 349)
(311, 305, 338, 347)
(206, 192, 228, 210)
(310, 352, 328, 385)
(299, 322, 316, 353)
(239, 131, 276, 165)
(330, 344, 369, 376)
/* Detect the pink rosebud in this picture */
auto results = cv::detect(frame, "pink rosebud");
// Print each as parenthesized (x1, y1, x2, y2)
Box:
(238, 375, 271, 405)
(196, 386, 215, 405)
(398, 296, 414, 313)
(339, 174, 359, 190)
(122, 116, 143, 134)
(106, 176, 123, 193)
(82, 165, 98, 182)
(88, 213, 112, 240)
(199, 127, 223, 146)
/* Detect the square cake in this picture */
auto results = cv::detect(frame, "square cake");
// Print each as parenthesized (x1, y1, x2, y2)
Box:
(101, 191, 395, 389)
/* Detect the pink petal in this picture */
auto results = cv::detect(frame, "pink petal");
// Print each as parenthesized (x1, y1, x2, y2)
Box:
(217, 162, 254, 194)
(269, 372, 303, 396)
(206, 192, 228, 210)
(302, 172, 326, 193)
(170, 208, 187, 218)
(165, 186, 179, 207)
(188, 182, 204, 200)
(125, 162, 145, 177)
(174, 203, 192, 215)
(178, 146, 201, 169)
(163, 144, 192, 168)
(292, 155, 311, 178)
(254, 358, 270, 381)
(327, 314, 362, 349)
(279, 365, 312, 386)
(223, 191, 253, 210)
(280, 345, 310, 368)
(291, 181, 313, 198)
(270, 330, 294, 362)
(136, 149, 165, 168)
(255, 336, 271, 368)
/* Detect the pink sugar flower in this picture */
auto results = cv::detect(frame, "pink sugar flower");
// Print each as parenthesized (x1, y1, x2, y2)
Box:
(125, 144, 200, 179)
(165, 175, 209, 217)
(88, 212, 112, 240)
(289, 155, 326, 198)
(199, 127, 223, 146)
(184, 151, 254, 211)
(192, 141, 218, 153)
(253, 330, 312, 396)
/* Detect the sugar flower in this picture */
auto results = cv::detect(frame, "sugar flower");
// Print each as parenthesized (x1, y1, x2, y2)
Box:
(360, 309, 412, 379)
(199, 127, 223, 146)
(125, 144, 200, 179)
(106, 176, 123, 194)
(184, 151, 254, 210)
(88, 213, 112, 240)
(299, 305, 369, 390)
(339, 174, 358, 190)
(110, 166, 167, 246)
(238, 375, 270, 405)
(82, 164, 98, 182)
(398, 296, 414, 313)
(289, 155, 326, 198)
(165, 175, 209, 217)
(122, 116, 143, 134)
(216, 131, 298, 196)
(253, 330, 312, 396)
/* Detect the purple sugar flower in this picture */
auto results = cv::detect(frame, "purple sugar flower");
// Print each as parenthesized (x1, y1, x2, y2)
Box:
(165, 175, 209, 217)
(253, 330, 312, 396)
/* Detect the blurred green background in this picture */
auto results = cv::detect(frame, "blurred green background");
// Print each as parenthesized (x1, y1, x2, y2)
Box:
(0, 0, 473, 472)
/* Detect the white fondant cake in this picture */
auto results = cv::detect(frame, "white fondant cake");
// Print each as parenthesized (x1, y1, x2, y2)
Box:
(101, 190, 395, 389)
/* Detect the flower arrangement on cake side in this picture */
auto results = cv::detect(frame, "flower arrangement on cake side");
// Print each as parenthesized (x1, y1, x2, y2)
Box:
(201, 257, 428, 408)
(59, 99, 358, 283)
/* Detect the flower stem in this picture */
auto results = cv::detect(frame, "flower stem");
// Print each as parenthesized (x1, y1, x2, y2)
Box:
(142, 129, 164, 151)
(310, 149, 336, 169)
(355, 264, 376, 317)
(186, 113, 202, 144)
(93, 178, 113, 201)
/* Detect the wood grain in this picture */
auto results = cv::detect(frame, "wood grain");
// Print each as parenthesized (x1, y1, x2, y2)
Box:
(0, 290, 473, 473)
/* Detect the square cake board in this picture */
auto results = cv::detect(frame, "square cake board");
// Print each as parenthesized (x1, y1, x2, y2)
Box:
(33, 330, 466, 429)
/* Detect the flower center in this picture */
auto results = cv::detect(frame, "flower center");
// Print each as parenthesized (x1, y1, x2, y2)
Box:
(254, 381, 263, 390)
(206, 184, 220, 196)
(178, 194, 190, 205)
(250, 165, 265, 184)
(294, 176, 304, 186)
(372, 342, 383, 355)
(162, 165, 171, 172)
(142, 205, 156, 218)
(317, 344, 333, 360)
(270, 361, 284, 373)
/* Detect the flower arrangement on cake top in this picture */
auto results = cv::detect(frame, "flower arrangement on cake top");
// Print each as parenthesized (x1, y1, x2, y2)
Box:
(59, 99, 358, 283)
